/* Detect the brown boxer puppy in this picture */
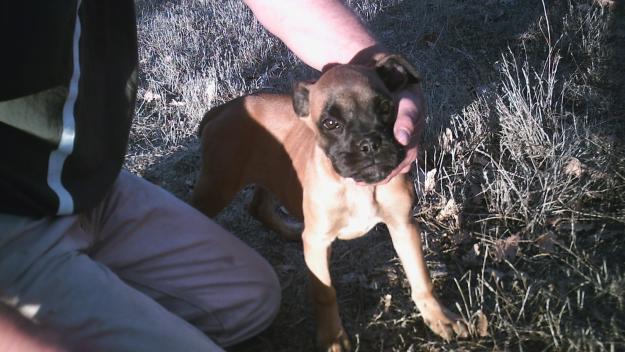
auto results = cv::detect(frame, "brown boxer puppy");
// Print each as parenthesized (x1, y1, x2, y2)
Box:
(192, 55, 469, 351)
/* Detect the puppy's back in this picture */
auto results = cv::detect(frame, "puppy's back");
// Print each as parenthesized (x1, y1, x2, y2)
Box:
(195, 93, 311, 219)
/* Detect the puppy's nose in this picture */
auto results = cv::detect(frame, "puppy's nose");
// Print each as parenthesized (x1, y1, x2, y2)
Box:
(358, 135, 381, 154)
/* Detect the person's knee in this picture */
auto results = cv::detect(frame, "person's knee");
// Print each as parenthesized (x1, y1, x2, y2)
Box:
(251, 266, 281, 330)
(199, 258, 281, 347)
(229, 262, 281, 346)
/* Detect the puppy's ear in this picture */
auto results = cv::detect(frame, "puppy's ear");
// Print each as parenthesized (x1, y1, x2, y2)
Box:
(292, 81, 312, 117)
(375, 55, 421, 92)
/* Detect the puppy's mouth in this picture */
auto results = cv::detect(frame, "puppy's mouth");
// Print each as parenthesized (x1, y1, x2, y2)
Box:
(360, 143, 406, 183)
(326, 139, 405, 184)
(350, 160, 396, 184)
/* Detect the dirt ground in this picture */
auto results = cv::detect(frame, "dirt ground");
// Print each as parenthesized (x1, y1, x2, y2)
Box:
(128, 1, 625, 351)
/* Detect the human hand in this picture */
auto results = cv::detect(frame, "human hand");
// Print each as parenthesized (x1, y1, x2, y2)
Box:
(375, 83, 425, 185)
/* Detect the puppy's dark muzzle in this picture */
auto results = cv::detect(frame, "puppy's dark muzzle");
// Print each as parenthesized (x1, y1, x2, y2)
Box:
(348, 135, 405, 184)
(358, 135, 382, 155)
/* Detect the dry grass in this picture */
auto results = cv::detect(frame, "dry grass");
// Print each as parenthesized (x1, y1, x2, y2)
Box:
(127, 0, 625, 351)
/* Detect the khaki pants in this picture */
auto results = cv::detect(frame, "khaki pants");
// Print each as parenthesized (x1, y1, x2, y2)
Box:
(0, 171, 281, 351)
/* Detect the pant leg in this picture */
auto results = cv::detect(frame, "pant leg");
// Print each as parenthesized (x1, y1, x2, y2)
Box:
(0, 212, 223, 352)
(0, 171, 281, 351)
(83, 171, 281, 347)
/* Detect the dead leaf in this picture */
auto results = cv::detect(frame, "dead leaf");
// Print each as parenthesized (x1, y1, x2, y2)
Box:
(436, 198, 461, 228)
(383, 294, 392, 312)
(143, 90, 161, 103)
(594, 0, 617, 9)
(429, 262, 449, 279)
(492, 234, 520, 263)
(424, 168, 437, 194)
(536, 233, 558, 253)
(475, 310, 489, 337)
(169, 99, 186, 107)
(437, 198, 459, 219)
(439, 128, 455, 153)
(564, 157, 583, 178)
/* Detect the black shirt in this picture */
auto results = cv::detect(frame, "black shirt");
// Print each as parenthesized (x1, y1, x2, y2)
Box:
(0, 0, 138, 216)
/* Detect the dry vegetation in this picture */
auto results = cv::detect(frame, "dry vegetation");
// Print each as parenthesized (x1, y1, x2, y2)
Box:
(128, 0, 625, 351)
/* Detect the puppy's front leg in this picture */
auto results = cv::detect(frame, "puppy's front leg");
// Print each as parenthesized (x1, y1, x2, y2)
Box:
(380, 178, 469, 341)
(303, 230, 351, 352)
(387, 220, 469, 340)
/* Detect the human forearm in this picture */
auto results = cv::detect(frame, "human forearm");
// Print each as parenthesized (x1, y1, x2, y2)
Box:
(0, 307, 64, 352)
(243, 0, 383, 70)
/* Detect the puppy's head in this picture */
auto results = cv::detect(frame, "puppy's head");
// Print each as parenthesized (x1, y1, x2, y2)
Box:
(292, 55, 420, 184)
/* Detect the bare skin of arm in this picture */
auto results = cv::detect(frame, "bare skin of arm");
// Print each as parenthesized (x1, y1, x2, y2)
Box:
(243, 0, 425, 182)
(0, 305, 65, 352)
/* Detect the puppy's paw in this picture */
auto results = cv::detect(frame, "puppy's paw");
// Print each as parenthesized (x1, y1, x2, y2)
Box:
(416, 296, 469, 341)
(317, 327, 351, 352)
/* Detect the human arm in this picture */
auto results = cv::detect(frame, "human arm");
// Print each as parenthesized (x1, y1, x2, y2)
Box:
(0, 305, 65, 352)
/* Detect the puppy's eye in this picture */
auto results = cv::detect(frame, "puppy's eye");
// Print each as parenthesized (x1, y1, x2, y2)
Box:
(322, 117, 341, 130)
(379, 100, 392, 114)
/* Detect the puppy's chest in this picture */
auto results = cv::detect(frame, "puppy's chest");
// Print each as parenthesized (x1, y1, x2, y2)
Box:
(334, 190, 382, 240)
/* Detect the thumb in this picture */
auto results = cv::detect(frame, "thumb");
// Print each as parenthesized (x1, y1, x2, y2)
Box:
(395, 128, 411, 146)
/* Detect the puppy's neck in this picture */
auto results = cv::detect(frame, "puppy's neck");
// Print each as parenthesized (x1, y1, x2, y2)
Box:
(310, 145, 339, 180)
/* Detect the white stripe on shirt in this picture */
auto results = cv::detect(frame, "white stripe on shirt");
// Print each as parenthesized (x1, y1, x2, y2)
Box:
(47, 0, 82, 215)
